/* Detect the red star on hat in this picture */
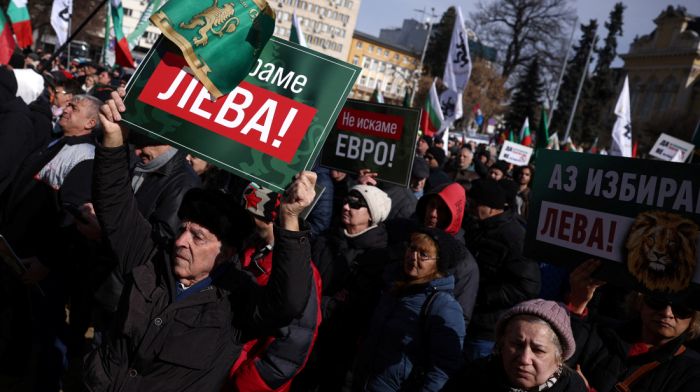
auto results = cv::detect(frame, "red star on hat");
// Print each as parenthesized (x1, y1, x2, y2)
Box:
(244, 186, 263, 210)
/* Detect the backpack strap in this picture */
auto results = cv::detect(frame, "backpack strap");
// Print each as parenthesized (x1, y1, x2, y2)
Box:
(614, 345, 686, 392)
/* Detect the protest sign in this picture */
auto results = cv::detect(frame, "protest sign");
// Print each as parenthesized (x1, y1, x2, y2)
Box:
(649, 133, 695, 163)
(320, 99, 421, 188)
(498, 140, 533, 166)
(121, 36, 360, 194)
(524, 150, 700, 309)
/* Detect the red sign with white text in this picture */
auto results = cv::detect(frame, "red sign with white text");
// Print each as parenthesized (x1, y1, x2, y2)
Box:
(138, 52, 317, 163)
(336, 108, 404, 141)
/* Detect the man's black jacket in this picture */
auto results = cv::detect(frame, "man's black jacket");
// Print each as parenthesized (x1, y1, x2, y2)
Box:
(82, 143, 313, 392)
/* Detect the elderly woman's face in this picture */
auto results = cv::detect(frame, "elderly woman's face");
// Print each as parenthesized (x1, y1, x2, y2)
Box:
(640, 297, 693, 342)
(404, 241, 438, 280)
(501, 319, 560, 389)
(341, 196, 371, 229)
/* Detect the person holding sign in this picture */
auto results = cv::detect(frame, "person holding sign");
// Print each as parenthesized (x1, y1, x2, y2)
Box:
(82, 90, 317, 391)
(567, 259, 700, 391)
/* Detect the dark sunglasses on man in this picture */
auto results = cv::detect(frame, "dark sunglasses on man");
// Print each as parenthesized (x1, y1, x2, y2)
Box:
(343, 197, 367, 210)
(643, 296, 694, 319)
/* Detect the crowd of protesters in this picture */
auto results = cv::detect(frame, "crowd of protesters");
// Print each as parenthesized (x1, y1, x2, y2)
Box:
(1, 53, 700, 392)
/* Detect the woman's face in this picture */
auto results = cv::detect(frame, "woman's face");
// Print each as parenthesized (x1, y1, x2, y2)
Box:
(85, 77, 94, 87)
(186, 154, 211, 175)
(404, 241, 438, 280)
(341, 196, 371, 231)
(500, 319, 561, 389)
(640, 299, 693, 342)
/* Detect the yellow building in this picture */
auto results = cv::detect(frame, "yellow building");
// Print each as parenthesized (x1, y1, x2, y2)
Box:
(346, 31, 421, 104)
(619, 6, 700, 119)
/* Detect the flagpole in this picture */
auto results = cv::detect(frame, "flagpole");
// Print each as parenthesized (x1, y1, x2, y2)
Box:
(39, 0, 109, 73)
(548, 17, 578, 128)
(563, 29, 597, 144)
(67, 18, 72, 63)
(410, 7, 437, 107)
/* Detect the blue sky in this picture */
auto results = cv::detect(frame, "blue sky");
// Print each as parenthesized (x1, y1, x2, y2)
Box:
(355, 0, 700, 68)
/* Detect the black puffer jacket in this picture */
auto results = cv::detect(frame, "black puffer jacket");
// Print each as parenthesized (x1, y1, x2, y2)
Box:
(379, 183, 417, 221)
(28, 98, 55, 152)
(463, 209, 541, 341)
(441, 355, 588, 392)
(568, 315, 700, 392)
(82, 143, 313, 392)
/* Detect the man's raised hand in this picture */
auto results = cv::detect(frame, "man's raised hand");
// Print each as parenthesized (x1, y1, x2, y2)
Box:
(99, 88, 130, 147)
(279, 171, 317, 231)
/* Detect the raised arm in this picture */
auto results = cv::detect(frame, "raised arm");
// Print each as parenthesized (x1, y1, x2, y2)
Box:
(94, 89, 156, 275)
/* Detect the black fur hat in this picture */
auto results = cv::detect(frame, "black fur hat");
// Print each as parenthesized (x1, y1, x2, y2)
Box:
(413, 227, 463, 274)
(178, 188, 254, 250)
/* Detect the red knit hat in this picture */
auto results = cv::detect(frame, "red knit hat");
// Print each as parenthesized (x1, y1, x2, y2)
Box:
(495, 299, 575, 360)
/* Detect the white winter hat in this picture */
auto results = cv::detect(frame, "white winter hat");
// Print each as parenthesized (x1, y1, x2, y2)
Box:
(349, 185, 392, 225)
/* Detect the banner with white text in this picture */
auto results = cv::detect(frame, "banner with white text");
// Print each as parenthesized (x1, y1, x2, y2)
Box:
(524, 150, 700, 309)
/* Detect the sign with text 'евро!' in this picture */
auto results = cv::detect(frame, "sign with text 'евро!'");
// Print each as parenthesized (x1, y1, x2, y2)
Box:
(121, 36, 360, 193)
(320, 99, 421, 188)
(524, 150, 700, 310)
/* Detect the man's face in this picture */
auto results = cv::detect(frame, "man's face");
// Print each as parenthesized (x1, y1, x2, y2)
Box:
(467, 197, 497, 221)
(410, 175, 426, 192)
(488, 167, 504, 181)
(173, 219, 233, 286)
(86, 65, 97, 75)
(186, 154, 210, 175)
(478, 154, 488, 164)
(134, 145, 172, 165)
(329, 170, 347, 182)
(517, 168, 531, 186)
(423, 196, 450, 229)
(98, 71, 111, 85)
(58, 100, 95, 137)
(434, 141, 444, 149)
(425, 153, 439, 168)
(417, 139, 428, 156)
(77, 67, 85, 76)
(53, 86, 73, 108)
(457, 149, 473, 169)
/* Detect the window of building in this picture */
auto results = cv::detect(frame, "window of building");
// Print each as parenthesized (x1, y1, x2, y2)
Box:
(322, 24, 328, 32)
(274, 26, 279, 34)
(301, 1, 306, 8)
(333, 11, 338, 19)
(356, 41, 362, 49)
(368, 45, 374, 52)
(630, 79, 643, 115)
(314, 5, 319, 12)
(640, 78, 658, 118)
(411, 59, 416, 65)
(343, 0, 348, 7)
(320, 7, 325, 14)
(353, 56, 359, 66)
(375, 47, 380, 54)
(377, 80, 382, 89)
(314, 36, 319, 45)
(370, 61, 377, 71)
(298, 16, 304, 24)
(327, 9, 333, 17)
(280, 27, 287, 36)
(311, 20, 316, 28)
(307, 3, 313, 11)
(385, 82, 392, 92)
(332, 42, 337, 50)
(341, 30, 346, 38)
(349, 90, 355, 99)
(304, 18, 310, 26)
(320, 39, 326, 47)
(368, 78, 374, 87)
(384, 50, 389, 57)
(123, 8, 133, 16)
(286, 0, 293, 4)
(394, 54, 399, 60)
(379, 63, 385, 72)
(403, 57, 408, 63)
(360, 75, 366, 85)
(338, 44, 342, 52)
(396, 85, 401, 94)
(344, 15, 349, 24)
(348, 1, 353, 9)
(658, 79, 677, 113)
(283, 12, 289, 21)
(294, 0, 300, 6)
(277, 11, 283, 20)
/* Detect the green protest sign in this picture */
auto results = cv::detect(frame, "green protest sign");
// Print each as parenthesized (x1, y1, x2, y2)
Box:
(320, 99, 421, 188)
(524, 149, 700, 309)
(121, 36, 360, 194)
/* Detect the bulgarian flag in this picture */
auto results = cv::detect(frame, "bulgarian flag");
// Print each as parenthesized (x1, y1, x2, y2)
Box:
(420, 78, 444, 137)
(632, 140, 638, 158)
(587, 137, 598, 153)
(563, 137, 577, 152)
(519, 118, 532, 146)
(289, 11, 308, 47)
(0, 11, 15, 65)
(370, 80, 384, 103)
(7, 0, 32, 48)
(109, 0, 135, 68)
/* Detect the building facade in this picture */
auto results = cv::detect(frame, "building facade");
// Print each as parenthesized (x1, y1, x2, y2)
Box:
(619, 5, 700, 120)
(347, 31, 420, 103)
(270, 0, 361, 61)
(122, 0, 169, 57)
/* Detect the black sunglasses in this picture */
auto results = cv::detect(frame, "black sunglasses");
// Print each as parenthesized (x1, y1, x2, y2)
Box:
(343, 198, 367, 210)
(643, 296, 694, 319)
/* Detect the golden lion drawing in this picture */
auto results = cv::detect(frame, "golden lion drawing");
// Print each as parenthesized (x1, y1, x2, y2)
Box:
(179, 0, 240, 47)
(627, 211, 699, 293)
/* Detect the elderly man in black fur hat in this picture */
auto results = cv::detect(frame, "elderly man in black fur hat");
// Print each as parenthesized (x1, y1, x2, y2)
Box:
(82, 89, 317, 391)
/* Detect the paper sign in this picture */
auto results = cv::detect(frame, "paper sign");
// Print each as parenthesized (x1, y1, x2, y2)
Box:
(499, 140, 533, 166)
(320, 99, 421, 188)
(121, 36, 361, 194)
(524, 150, 700, 309)
(649, 133, 695, 163)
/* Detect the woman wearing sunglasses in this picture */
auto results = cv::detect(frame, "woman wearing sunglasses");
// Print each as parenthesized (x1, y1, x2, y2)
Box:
(295, 185, 393, 391)
(567, 259, 700, 392)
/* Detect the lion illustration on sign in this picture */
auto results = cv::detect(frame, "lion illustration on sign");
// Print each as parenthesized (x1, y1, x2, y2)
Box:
(179, 0, 240, 47)
(626, 211, 699, 293)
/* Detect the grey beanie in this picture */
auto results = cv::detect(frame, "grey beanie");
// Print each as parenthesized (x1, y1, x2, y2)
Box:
(350, 185, 392, 225)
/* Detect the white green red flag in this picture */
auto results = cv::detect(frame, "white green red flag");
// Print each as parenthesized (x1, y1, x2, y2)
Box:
(548, 133, 560, 150)
(289, 11, 307, 47)
(127, 0, 162, 50)
(563, 136, 577, 152)
(109, 0, 135, 68)
(370, 80, 384, 104)
(0, 11, 15, 64)
(587, 137, 598, 153)
(420, 78, 444, 137)
(7, 0, 33, 47)
(519, 118, 532, 146)
(103, 4, 115, 67)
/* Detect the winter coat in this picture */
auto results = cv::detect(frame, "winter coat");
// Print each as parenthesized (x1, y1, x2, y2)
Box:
(463, 209, 541, 341)
(380, 183, 418, 221)
(308, 164, 334, 237)
(28, 98, 55, 152)
(222, 244, 323, 392)
(384, 183, 480, 333)
(568, 314, 700, 392)
(445, 166, 480, 183)
(0, 132, 98, 269)
(352, 263, 465, 392)
(0, 93, 35, 198)
(425, 166, 453, 193)
(132, 149, 202, 241)
(440, 355, 588, 392)
(82, 143, 313, 392)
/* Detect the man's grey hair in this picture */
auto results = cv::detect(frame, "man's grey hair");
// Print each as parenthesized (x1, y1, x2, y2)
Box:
(460, 146, 473, 158)
(72, 94, 103, 133)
